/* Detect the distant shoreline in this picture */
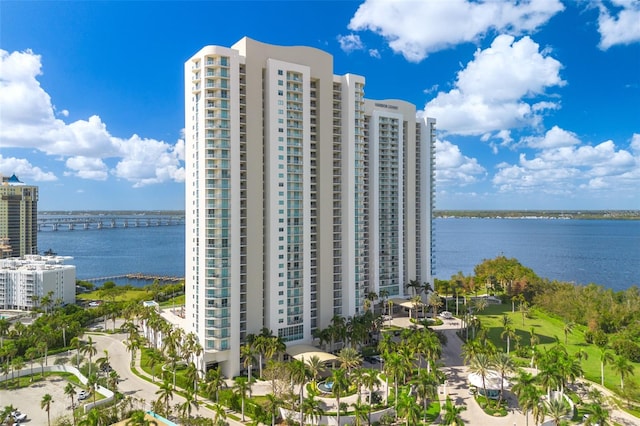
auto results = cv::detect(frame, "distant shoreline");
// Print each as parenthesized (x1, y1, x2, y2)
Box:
(435, 210, 640, 220)
(38, 209, 640, 220)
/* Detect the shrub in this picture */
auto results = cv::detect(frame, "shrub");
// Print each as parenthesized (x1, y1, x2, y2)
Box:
(612, 339, 640, 362)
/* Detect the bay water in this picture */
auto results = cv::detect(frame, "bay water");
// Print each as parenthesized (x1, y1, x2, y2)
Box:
(37, 216, 639, 291)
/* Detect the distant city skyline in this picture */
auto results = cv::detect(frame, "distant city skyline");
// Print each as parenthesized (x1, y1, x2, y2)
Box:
(1, 1, 639, 211)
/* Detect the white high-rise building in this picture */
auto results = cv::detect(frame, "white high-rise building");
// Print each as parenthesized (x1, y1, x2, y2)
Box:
(185, 37, 435, 376)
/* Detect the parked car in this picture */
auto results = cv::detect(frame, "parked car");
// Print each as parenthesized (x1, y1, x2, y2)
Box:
(439, 311, 453, 319)
(78, 390, 90, 400)
(12, 410, 27, 421)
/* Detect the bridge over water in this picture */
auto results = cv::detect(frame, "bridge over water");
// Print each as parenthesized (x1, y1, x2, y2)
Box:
(37, 214, 185, 231)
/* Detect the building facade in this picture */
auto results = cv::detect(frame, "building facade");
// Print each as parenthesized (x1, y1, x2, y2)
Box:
(0, 174, 38, 258)
(184, 37, 435, 376)
(0, 255, 76, 310)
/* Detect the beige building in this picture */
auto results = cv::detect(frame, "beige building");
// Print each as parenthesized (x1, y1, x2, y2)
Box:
(184, 37, 435, 376)
(0, 174, 38, 258)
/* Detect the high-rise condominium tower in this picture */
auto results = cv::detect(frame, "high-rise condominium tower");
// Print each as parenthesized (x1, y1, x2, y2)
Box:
(0, 174, 38, 258)
(185, 37, 435, 376)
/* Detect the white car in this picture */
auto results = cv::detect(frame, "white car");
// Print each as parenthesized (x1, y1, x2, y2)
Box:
(12, 411, 27, 421)
(439, 311, 453, 319)
(78, 390, 90, 400)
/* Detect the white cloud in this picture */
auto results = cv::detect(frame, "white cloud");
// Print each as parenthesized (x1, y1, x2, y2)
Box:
(337, 34, 364, 53)
(368, 49, 381, 59)
(0, 49, 184, 186)
(348, 0, 564, 61)
(0, 155, 57, 182)
(597, 0, 640, 49)
(64, 156, 109, 180)
(631, 133, 640, 153)
(435, 139, 487, 186)
(520, 125, 580, 149)
(423, 35, 565, 135)
(493, 135, 639, 193)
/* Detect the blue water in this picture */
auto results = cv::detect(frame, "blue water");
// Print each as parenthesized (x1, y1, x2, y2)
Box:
(37, 216, 640, 291)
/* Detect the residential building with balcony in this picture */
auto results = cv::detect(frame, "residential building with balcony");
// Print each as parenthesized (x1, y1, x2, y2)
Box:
(0, 174, 38, 258)
(184, 37, 436, 377)
(0, 255, 76, 310)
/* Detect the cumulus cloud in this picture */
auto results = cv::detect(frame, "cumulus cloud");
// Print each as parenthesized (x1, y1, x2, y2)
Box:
(337, 34, 364, 53)
(0, 49, 184, 186)
(0, 155, 57, 182)
(520, 125, 580, 149)
(348, 0, 564, 61)
(493, 134, 639, 194)
(423, 35, 565, 135)
(435, 139, 487, 186)
(597, 0, 640, 49)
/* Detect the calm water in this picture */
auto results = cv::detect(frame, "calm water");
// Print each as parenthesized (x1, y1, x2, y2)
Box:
(37, 216, 639, 291)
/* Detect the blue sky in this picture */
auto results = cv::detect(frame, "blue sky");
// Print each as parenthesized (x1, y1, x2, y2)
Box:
(1, 0, 639, 211)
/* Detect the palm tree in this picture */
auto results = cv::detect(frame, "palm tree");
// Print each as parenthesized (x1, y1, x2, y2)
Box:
(384, 351, 411, 413)
(82, 336, 98, 377)
(155, 379, 174, 418)
(240, 343, 256, 383)
(396, 391, 421, 425)
(211, 403, 228, 425)
(262, 393, 281, 426)
(70, 336, 84, 370)
(337, 346, 362, 375)
(330, 368, 349, 426)
(306, 355, 323, 387)
(179, 390, 199, 421)
(126, 409, 159, 425)
(545, 397, 568, 426)
(501, 326, 517, 354)
(302, 392, 324, 426)
(348, 398, 367, 426)
(204, 366, 225, 404)
(41, 393, 54, 426)
(233, 376, 251, 421)
(612, 355, 635, 390)
(493, 352, 515, 407)
(443, 396, 466, 425)
(600, 348, 614, 387)
(563, 321, 574, 346)
(288, 359, 309, 426)
(64, 383, 77, 426)
(469, 352, 493, 402)
(412, 369, 438, 423)
(184, 361, 200, 400)
(583, 402, 610, 426)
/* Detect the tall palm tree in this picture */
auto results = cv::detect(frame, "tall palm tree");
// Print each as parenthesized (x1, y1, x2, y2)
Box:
(493, 352, 515, 407)
(288, 359, 309, 426)
(204, 366, 225, 404)
(25, 346, 37, 382)
(384, 351, 411, 413)
(211, 403, 228, 425)
(155, 379, 174, 418)
(82, 336, 97, 377)
(306, 355, 323, 387)
(350, 398, 369, 426)
(501, 326, 517, 354)
(64, 383, 77, 426)
(70, 336, 84, 370)
(240, 343, 256, 383)
(612, 355, 635, 390)
(599, 348, 614, 387)
(330, 368, 349, 426)
(147, 349, 165, 383)
(469, 352, 493, 402)
(443, 396, 466, 425)
(179, 390, 199, 421)
(41, 393, 54, 426)
(412, 369, 438, 423)
(233, 376, 251, 421)
(563, 321, 575, 346)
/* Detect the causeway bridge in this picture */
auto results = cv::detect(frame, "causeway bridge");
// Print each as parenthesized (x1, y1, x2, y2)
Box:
(37, 214, 185, 231)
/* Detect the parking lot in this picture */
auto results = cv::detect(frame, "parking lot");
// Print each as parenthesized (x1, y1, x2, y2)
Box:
(0, 376, 86, 425)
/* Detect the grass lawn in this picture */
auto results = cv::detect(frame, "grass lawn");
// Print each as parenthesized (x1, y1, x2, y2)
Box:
(76, 289, 150, 303)
(474, 303, 640, 395)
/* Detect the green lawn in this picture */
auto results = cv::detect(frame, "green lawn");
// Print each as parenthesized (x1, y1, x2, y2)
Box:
(76, 289, 150, 302)
(473, 303, 640, 394)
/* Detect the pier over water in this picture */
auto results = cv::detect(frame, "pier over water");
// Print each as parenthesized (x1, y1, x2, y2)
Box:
(38, 212, 185, 231)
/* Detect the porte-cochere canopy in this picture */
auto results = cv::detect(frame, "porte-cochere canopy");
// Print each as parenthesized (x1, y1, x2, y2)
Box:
(287, 344, 338, 364)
